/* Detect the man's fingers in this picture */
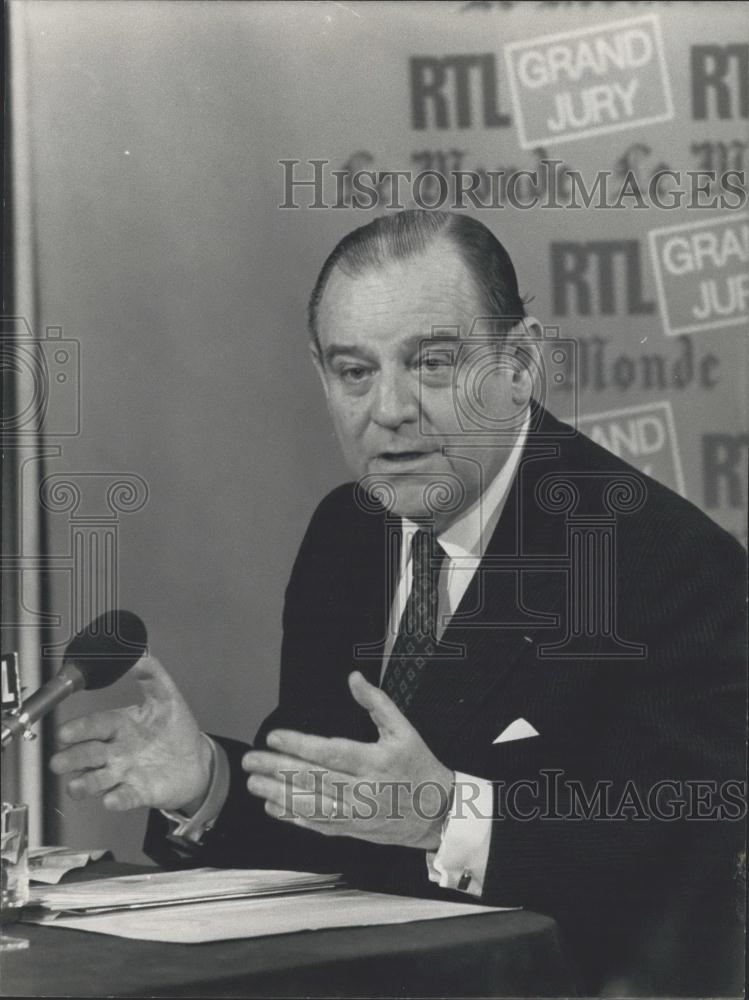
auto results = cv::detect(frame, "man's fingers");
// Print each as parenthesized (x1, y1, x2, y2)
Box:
(67, 766, 120, 800)
(264, 803, 366, 840)
(243, 751, 352, 798)
(241, 750, 311, 776)
(102, 785, 142, 811)
(56, 659, 182, 748)
(132, 655, 181, 704)
(266, 730, 370, 774)
(347, 671, 410, 738)
(264, 801, 341, 835)
(57, 711, 119, 746)
(247, 772, 342, 817)
(242, 751, 338, 787)
(50, 740, 110, 775)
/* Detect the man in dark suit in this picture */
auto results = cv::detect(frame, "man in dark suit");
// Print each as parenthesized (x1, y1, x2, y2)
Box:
(51, 211, 746, 996)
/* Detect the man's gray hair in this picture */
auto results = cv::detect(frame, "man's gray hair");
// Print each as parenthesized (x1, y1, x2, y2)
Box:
(308, 210, 528, 344)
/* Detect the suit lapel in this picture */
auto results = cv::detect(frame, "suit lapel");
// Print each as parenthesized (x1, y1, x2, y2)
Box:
(406, 410, 570, 747)
(348, 507, 403, 740)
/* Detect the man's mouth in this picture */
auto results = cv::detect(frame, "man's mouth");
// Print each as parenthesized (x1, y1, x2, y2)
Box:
(374, 450, 437, 465)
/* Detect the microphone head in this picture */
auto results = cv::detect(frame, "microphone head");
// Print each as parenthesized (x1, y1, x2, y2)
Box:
(62, 611, 148, 690)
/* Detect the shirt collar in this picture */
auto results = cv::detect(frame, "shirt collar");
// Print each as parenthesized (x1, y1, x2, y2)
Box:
(402, 408, 530, 562)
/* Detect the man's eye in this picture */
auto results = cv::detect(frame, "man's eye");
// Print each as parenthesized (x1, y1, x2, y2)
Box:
(340, 366, 371, 384)
(417, 354, 454, 372)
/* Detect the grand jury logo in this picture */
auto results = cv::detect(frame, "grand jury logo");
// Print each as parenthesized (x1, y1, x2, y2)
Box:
(648, 213, 749, 337)
(503, 14, 674, 148)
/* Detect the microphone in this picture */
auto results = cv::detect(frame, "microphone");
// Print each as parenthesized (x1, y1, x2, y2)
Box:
(1, 610, 147, 747)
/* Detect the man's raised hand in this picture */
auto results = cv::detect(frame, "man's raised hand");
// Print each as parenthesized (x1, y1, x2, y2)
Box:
(49, 656, 211, 812)
(242, 671, 455, 851)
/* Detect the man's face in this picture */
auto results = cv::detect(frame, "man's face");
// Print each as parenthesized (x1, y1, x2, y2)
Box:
(312, 241, 531, 527)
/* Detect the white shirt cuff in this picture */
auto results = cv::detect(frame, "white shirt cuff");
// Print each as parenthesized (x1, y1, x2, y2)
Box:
(160, 735, 230, 846)
(426, 772, 493, 898)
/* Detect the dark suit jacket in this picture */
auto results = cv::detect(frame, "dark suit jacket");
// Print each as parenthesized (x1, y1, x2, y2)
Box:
(146, 406, 746, 996)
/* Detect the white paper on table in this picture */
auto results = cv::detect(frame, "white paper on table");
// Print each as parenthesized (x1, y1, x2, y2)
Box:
(28, 867, 343, 911)
(24, 888, 516, 943)
(28, 847, 110, 884)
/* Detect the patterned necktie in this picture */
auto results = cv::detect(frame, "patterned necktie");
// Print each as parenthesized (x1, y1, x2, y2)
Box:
(383, 529, 447, 713)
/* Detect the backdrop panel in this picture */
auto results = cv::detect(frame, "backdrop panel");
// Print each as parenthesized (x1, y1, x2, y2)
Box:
(8, 0, 746, 860)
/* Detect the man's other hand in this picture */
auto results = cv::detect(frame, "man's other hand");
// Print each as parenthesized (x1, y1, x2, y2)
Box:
(49, 656, 211, 812)
(242, 671, 454, 851)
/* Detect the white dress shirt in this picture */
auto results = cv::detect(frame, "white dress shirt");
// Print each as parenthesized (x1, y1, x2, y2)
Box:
(165, 410, 530, 897)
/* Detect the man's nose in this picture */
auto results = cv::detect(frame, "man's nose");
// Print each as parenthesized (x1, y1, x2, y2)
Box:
(370, 371, 419, 429)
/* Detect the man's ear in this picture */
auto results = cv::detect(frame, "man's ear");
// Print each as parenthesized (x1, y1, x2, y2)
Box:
(505, 316, 542, 406)
(309, 340, 330, 400)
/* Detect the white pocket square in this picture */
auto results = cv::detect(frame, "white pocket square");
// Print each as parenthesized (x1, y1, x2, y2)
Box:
(493, 718, 539, 744)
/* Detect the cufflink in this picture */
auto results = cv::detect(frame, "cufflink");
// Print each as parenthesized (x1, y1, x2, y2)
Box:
(457, 870, 472, 892)
(164, 812, 215, 851)
(166, 825, 204, 855)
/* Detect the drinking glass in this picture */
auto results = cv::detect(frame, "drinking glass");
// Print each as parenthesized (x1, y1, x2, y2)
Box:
(1, 802, 30, 951)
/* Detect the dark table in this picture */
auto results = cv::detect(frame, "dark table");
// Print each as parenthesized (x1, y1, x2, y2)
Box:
(1, 864, 577, 997)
